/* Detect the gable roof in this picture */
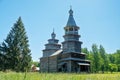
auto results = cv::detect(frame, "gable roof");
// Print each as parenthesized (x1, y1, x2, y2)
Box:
(50, 49, 62, 56)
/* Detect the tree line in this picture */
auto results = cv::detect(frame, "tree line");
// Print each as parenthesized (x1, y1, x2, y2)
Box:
(82, 44, 120, 73)
(0, 17, 31, 72)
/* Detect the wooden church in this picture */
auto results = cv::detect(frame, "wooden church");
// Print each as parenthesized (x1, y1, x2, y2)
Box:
(40, 8, 90, 72)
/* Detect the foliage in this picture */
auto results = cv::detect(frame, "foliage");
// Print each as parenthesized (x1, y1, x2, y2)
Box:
(0, 17, 31, 72)
(117, 64, 120, 72)
(99, 45, 109, 72)
(82, 44, 120, 73)
(82, 48, 89, 59)
(92, 44, 100, 72)
(31, 61, 40, 67)
(108, 64, 118, 73)
(0, 51, 2, 70)
(114, 50, 120, 64)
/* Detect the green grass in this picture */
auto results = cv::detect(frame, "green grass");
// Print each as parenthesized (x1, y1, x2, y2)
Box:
(0, 72, 120, 80)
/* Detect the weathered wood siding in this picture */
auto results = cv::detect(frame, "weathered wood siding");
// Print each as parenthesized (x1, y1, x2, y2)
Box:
(40, 57, 49, 72)
(49, 56, 58, 72)
(40, 55, 58, 72)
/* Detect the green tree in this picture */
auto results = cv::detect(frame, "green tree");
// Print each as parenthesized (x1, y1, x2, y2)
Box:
(99, 45, 109, 73)
(117, 64, 120, 72)
(109, 54, 115, 64)
(0, 45, 9, 71)
(114, 50, 120, 64)
(82, 48, 89, 59)
(108, 64, 118, 73)
(114, 50, 120, 72)
(92, 44, 100, 72)
(88, 51, 94, 72)
(0, 51, 2, 70)
(0, 17, 31, 72)
(31, 61, 40, 67)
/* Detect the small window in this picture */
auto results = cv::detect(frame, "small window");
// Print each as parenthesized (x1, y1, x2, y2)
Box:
(69, 28, 73, 31)
(65, 29, 68, 32)
(75, 28, 77, 31)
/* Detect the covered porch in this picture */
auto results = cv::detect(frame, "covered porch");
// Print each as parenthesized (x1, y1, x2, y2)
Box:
(77, 63, 90, 72)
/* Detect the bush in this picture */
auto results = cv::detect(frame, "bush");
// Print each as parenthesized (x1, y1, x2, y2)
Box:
(108, 64, 118, 73)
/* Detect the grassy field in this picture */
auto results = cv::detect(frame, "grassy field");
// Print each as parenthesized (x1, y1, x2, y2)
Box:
(0, 72, 120, 80)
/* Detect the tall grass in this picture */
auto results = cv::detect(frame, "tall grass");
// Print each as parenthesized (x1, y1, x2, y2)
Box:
(0, 72, 120, 80)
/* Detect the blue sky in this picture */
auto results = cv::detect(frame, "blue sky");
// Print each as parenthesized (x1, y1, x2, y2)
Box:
(0, 0, 120, 61)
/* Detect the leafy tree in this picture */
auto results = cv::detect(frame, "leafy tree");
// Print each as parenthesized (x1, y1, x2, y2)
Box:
(99, 45, 109, 73)
(82, 48, 89, 59)
(88, 51, 94, 72)
(108, 54, 115, 64)
(0, 17, 31, 72)
(117, 64, 120, 72)
(108, 64, 118, 73)
(114, 50, 120, 64)
(92, 44, 100, 72)
(113, 50, 120, 72)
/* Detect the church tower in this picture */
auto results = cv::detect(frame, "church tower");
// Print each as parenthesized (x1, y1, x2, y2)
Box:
(40, 30, 61, 72)
(62, 7, 82, 53)
(58, 8, 90, 72)
(42, 30, 61, 57)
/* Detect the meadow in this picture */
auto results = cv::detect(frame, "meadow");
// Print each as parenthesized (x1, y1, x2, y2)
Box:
(0, 72, 120, 80)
